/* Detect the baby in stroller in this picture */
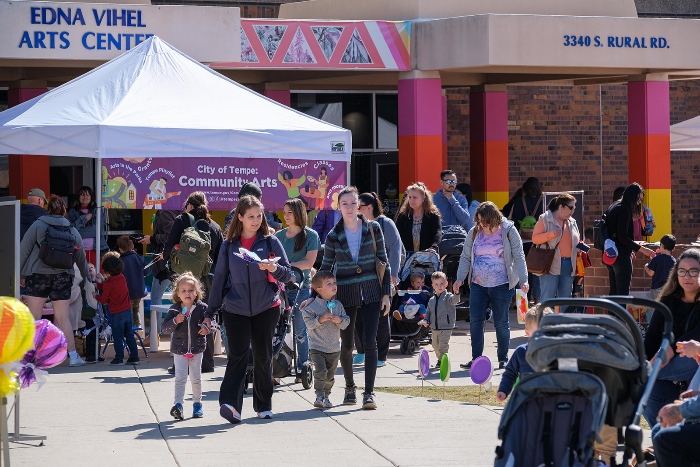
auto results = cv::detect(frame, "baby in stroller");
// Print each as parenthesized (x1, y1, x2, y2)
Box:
(393, 272, 431, 321)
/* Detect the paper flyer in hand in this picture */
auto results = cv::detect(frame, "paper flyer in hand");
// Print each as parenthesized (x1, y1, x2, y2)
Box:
(234, 248, 281, 264)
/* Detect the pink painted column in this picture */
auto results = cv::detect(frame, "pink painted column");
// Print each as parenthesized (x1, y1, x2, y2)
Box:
(627, 74, 671, 241)
(8, 85, 50, 202)
(398, 71, 444, 193)
(470, 84, 509, 208)
(263, 89, 291, 106)
(442, 91, 448, 170)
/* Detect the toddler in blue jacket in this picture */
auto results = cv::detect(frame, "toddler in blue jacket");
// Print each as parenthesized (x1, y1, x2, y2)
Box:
(497, 307, 553, 402)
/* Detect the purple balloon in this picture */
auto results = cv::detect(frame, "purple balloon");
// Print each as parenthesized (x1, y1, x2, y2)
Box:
(20, 320, 67, 389)
(469, 356, 493, 385)
(418, 349, 430, 378)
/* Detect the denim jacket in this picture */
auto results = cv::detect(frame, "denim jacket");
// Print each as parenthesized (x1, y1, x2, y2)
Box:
(680, 394, 700, 422)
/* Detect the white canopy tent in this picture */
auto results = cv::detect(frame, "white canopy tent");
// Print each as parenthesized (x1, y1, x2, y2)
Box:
(671, 115, 700, 151)
(0, 35, 351, 260)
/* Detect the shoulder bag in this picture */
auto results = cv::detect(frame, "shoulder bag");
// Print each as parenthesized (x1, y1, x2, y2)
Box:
(526, 239, 561, 275)
(368, 223, 387, 284)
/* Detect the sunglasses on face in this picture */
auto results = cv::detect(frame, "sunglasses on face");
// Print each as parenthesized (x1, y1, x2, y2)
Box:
(564, 205, 576, 211)
(678, 268, 700, 277)
(442, 179, 458, 185)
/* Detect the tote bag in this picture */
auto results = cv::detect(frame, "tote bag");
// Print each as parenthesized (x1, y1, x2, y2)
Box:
(526, 241, 560, 275)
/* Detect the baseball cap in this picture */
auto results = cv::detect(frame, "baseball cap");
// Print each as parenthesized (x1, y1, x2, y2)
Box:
(603, 239, 618, 266)
(602, 251, 617, 266)
(27, 188, 46, 201)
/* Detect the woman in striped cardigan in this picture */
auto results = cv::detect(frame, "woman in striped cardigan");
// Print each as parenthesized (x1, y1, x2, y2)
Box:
(305, 186, 392, 410)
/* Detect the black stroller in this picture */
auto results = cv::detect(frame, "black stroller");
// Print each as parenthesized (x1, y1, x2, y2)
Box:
(244, 267, 313, 393)
(390, 250, 439, 354)
(495, 296, 674, 467)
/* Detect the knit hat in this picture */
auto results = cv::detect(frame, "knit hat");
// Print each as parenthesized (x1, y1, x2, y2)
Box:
(239, 182, 262, 200)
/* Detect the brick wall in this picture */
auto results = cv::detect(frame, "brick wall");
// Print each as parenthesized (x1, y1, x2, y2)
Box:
(583, 244, 697, 297)
(446, 80, 700, 244)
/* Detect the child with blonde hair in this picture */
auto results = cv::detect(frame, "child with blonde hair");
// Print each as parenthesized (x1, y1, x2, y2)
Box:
(162, 272, 209, 420)
(496, 307, 553, 402)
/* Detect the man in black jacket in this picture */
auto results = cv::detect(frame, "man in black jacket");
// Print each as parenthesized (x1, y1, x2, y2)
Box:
(20, 188, 47, 240)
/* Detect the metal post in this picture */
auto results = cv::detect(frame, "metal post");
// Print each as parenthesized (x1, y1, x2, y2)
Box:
(95, 158, 102, 270)
(7, 394, 45, 445)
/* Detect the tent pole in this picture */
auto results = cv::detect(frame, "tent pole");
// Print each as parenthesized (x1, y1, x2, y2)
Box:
(95, 157, 102, 270)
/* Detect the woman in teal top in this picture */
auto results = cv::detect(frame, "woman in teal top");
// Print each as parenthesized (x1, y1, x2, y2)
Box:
(275, 198, 321, 378)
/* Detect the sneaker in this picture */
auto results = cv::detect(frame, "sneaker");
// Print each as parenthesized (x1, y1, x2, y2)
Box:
(459, 360, 473, 370)
(257, 411, 273, 419)
(499, 361, 507, 370)
(377, 360, 386, 368)
(323, 398, 332, 409)
(314, 396, 324, 408)
(343, 385, 357, 405)
(85, 356, 105, 364)
(434, 361, 441, 369)
(167, 366, 175, 374)
(69, 356, 86, 367)
(126, 358, 140, 365)
(362, 392, 377, 410)
(392, 310, 402, 321)
(353, 354, 365, 365)
(219, 404, 241, 424)
(109, 358, 124, 366)
(192, 402, 203, 418)
(170, 403, 184, 420)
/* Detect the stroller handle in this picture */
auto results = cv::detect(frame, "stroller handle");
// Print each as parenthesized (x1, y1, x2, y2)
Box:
(600, 295, 674, 341)
(538, 297, 648, 371)
(285, 266, 305, 291)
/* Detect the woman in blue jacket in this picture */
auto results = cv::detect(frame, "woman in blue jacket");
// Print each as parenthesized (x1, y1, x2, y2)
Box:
(204, 195, 291, 424)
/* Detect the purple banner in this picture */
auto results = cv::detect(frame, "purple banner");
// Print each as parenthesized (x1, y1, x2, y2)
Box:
(101, 157, 348, 212)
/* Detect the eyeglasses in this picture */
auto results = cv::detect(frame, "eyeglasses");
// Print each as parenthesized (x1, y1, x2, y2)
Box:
(359, 204, 368, 208)
(442, 179, 458, 185)
(678, 268, 700, 277)
(564, 205, 576, 211)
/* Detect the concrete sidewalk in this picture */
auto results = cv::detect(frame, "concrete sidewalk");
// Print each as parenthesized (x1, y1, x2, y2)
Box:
(9, 311, 649, 466)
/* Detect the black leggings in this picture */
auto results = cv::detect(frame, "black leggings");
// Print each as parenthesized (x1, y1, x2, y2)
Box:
(606, 252, 633, 295)
(354, 312, 390, 361)
(340, 302, 381, 393)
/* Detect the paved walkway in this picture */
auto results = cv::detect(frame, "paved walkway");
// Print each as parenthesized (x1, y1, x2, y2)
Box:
(9, 311, 649, 466)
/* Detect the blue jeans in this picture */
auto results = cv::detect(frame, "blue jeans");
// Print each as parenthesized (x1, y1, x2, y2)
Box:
(469, 282, 514, 362)
(151, 276, 171, 334)
(288, 287, 310, 372)
(539, 257, 575, 302)
(643, 355, 699, 426)
(653, 422, 700, 467)
(110, 309, 138, 361)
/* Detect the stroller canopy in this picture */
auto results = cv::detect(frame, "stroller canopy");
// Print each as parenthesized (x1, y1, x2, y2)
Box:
(527, 313, 640, 373)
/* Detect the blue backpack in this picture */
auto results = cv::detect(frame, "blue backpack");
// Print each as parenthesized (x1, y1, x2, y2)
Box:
(641, 206, 656, 237)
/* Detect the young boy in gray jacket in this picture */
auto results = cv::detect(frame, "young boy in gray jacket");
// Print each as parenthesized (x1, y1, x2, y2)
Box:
(301, 270, 350, 409)
(420, 271, 460, 367)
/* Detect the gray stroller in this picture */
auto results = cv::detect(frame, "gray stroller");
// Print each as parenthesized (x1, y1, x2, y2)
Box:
(495, 296, 674, 467)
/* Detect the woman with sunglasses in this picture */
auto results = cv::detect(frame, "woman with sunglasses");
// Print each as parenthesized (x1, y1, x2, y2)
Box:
(642, 248, 700, 426)
(604, 183, 656, 295)
(531, 193, 581, 302)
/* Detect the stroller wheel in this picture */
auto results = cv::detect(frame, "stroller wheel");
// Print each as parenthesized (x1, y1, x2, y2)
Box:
(400, 338, 409, 355)
(407, 340, 417, 355)
(301, 361, 313, 390)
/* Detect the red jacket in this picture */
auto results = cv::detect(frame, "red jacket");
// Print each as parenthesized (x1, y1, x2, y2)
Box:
(96, 274, 131, 314)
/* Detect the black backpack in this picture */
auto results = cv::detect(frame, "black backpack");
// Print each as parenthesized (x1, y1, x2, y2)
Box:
(38, 224, 77, 269)
(593, 204, 616, 251)
(439, 225, 467, 257)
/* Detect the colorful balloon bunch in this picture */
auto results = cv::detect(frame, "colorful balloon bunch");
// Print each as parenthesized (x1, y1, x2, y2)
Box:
(20, 320, 67, 389)
(0, 298, 36, 396)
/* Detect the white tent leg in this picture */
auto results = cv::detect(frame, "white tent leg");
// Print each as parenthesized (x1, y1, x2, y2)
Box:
(95, 158, 102, 270)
